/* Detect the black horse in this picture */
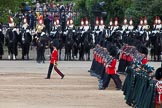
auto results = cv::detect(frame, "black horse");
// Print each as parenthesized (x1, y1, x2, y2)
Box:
(19, 29, 32, 60)
(36, 33, 51, 63)
(83, 31, 93, 61)
(64, 29, 73, 61)
(71, 28, 79, 60)
(149, 32, 162, 61)
(0, 29, 4, 59)
(49, 28, 64, 60)
(5, 28, 19, 60)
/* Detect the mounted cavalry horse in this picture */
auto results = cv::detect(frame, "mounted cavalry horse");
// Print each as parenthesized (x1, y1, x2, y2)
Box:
(149, 30, 162, 61)
(77, 27, 93, 61)
(0, 28, 4, 59)
(19, 29, 32, 60)
(64, 28, 73, 61)
(5, 28, 19, 60)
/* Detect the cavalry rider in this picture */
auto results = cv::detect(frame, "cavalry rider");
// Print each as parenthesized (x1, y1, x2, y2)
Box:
(122, 17, 128, 31)
(8, 16, 16, 29)
(138, 17, 144, 31)
(156, 16, 162, 31)
(36, 15, 45, 38)
(84, 17, 90, 32)
(142, 16, 150, 41)
(128, 17, 134, 31)
(79, 17, 90, 32)
(22, 17, 29, 30)
(94, 17, 105, 31)
(94, 17, 99, 30)
(99, 17, 105, 31)
(8, 16, 17, 60)
(143, 16, 149, 30)
(108, 18, 113, 31)
(53, 17, 60, 30)
(113, 17, 119, 31)
(0, 22, 4, 60)
(66, 17, 74, 29)
(153, 16, 158, 30)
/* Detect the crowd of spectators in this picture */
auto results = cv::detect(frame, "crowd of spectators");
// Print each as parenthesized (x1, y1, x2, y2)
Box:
(19, 0, 75, 32)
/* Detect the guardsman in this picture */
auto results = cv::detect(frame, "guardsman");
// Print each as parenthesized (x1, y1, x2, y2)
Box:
(143, 16, 150, 31)
(141, 46, 148, 65)
(36, 15, 45, 37)
(128, 17, 134, 31)
(94, 17, 99, 30)
(45, 42, 64, 79)
(8, 16, 16, 28)
(80, 18, 84, 30)
(99, 17, 105, 31)
(8, 16, 17, 60)
(0, 24, 4, 59)
(22, 17, 29, 30)
(153, 16, 158, 30)
(53, 17, 60, 30)
(122, 17, 128, 31)
(156, 16, 161, 30)
(113, 17, 119, 31)
(100, 46, 122, 90)
(138, 17, 144, 31)
(67, 17, 74, 29)
(108, 18, 113, 31)
(84, 17, 89, 31)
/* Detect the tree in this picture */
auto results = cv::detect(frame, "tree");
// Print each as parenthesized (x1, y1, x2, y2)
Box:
(125, 0, 162, 26)
(0, 0, 32, 23)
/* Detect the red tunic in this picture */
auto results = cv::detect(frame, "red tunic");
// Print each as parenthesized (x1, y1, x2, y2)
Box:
(126, 55, 133, 62)
(121, 53, 127, 60)
(142, 57, 148, 65)
(50, 49, 58, 64)
(105, 58, 117, 75)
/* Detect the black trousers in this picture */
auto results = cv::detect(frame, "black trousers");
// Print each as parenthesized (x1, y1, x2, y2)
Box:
(103, 73, 122, 89)
(47, 63, 64, 78)
(117, 59, 127, 73)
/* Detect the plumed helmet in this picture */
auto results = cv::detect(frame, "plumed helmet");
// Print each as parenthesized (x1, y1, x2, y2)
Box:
(144, 16, 147, 25)
(109, 18, 113, 26)
(140, 17, 143, 25)
(114, 17, 118, 26)
(154, 16, 158, 25)
(129, 17, 133, 25)
(23, 17, 28, 23)
(95, 17, 99, 25)
(123, 17, 128, 25)
(8, 16, 13, 23)
(81, 18, 84, 26)
(109, 46, 118, 57)
(85, 17, 89, 25)
(100, 17, 104, 25)
(155, 67, 162, 80)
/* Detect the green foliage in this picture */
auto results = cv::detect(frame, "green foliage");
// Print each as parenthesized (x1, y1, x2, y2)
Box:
(0, 0, 162, 26)
(125, 0, 162, 25)
(0, 0, 32, 23)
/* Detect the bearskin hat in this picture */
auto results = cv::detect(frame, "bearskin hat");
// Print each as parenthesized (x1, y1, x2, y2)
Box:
(155, 67, 162, 80)
(139, 45, 148, 55)
(109, 46, 118, 57)
(52, 39, 59, 48)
